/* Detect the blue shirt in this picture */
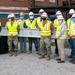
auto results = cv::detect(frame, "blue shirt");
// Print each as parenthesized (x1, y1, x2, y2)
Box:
(71, 18, 75, 23)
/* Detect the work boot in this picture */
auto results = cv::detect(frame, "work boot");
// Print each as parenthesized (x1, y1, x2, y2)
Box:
(38, 55, 45, 59)
(39, 52, 42, 55)
(9, 50, 13, 56)
(47, 56, 50, 61)
(14, 50, 18, 56)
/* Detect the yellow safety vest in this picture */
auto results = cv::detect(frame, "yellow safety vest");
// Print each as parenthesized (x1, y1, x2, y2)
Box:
(53, 19, 60, 28)
(38, 20, 52, 37)
(37, 17, 41, 25)
(0, 22, 1, 26)
(18, 19, 24, 28)
(26, 19, 36, 29)
(56, 24, 66, 39)
(67, 18, 71, 31)
(7, 21, 19, 36)
(68, 22, 75, 38)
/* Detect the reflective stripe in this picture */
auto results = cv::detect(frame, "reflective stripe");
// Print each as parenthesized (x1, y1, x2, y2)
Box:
(39, 20, 51, 36)
(9, 32, 18, 34)
(41, 31, 51, 32)
(7, 21, 18, 36)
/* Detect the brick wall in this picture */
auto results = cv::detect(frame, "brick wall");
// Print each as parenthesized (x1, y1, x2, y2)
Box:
(35, 0, 63, 6)
(35, 0, 56, 6)
(0, 0, 66, 26)
(0, 0, 32, 26)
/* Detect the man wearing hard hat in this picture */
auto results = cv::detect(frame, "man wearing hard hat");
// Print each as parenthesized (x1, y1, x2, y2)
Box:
(6, 13, 20, 56)
(67, 9, 75, 58)
(18, 12, 27, 53)
(38, 12, 53, 61)
(67, 9, 75, 31)
(53, 10, 62, 57)
(26, 12, 39, 54)
(37, 9, 47, 55)
(55, 15, 67, 63)
(37, 9, 44, 54)
(68, 13, 75, 64)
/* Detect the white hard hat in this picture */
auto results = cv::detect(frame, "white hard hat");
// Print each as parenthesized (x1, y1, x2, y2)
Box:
(39, 9, 44, 13)
(69, 9, 75, 14)
(10, 13, 15, 17)
(72, 13, 75, 17)
(56, 10, 62, 15)
(29, 12, 34, 16)
(20, 12, 24, 16)
(41, 12, 47, 17)
(57, 15, 64, 20)
(7, 14, 11, 18)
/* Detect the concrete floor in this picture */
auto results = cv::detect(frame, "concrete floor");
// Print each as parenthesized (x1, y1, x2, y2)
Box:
(0, 44, 75, 75)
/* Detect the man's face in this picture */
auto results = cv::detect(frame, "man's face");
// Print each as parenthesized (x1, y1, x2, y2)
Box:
(58, 19, 63, 24)
(8, 17, 14, 23)
(39, 12, 43, 17)
(29, 15, 34, 19)
(42, 16, 47, 21)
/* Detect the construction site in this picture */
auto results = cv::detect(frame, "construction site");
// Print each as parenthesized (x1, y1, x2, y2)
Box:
(0, 0, 75, 75)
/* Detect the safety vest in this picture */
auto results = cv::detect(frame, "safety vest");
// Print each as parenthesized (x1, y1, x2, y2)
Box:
(68, 22, 75, 38)
(6, 21, 19, 36)
(38, 20, 52, 37)
(37, 17, 41, 25)
(53, 19, 60, 28)
(56, 24, 66, 39)
(67, 18, 71, 31)
(18, 19, 24, 28)
(26, 19, 36, 29)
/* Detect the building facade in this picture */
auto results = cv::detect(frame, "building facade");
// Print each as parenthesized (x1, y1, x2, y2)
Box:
(0, 0, 75, 26)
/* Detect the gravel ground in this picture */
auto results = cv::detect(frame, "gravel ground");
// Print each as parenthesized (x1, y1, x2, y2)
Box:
(0, 43, 75, 75)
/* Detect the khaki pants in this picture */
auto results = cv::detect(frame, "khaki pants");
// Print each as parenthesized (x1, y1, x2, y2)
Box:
(57, 39, 65, 61)
(8, 36, 18, 51)
(40, 36, 51, 56)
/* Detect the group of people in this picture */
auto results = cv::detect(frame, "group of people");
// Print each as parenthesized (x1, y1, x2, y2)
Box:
(0, 8, 75, 64)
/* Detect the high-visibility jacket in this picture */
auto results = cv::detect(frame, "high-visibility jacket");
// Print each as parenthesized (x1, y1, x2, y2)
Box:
(26, 18, 36, 29)
(37, 17, 41, 25)
(38, 20, 52, 37)
(53, 19, 60, 28)
(18, 19, 24, 28)
(6, 21, 19, 36)
(68, 22, 75, 38)
(67, 18, 71, 31)
(0, 22, 1, 26)
(56, 24, 67, 39)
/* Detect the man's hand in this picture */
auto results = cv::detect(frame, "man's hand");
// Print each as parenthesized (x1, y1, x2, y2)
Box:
(55, 36, 58, 39)
(69, 35, 74, 38)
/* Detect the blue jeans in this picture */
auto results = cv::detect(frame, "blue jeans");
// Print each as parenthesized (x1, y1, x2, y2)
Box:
(19, 37, 26, 51)
(28, 38, 39, 52)
(37, 38, 40, 50)
(69, 39, 73, 57)
(70, 38, 75, 60)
